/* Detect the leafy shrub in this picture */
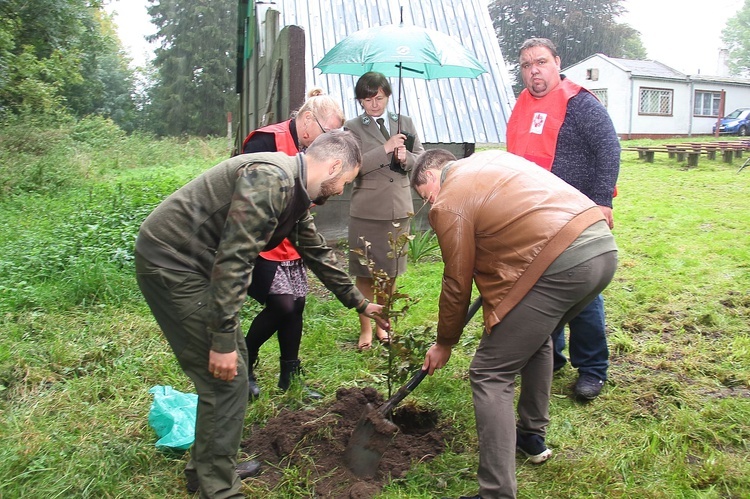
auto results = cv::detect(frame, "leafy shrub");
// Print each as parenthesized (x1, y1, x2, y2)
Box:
(408, 229, 441, 263)
(0, 119, 81, 195)
(0, 118, 74, 155)
(71, 116, 126, 149)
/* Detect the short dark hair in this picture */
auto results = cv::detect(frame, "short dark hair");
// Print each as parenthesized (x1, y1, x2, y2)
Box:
(354, 71, 392, 100)
(410, 149, 456, 189)
(305, 130, 362, 172)
(518, 38, 559, 59)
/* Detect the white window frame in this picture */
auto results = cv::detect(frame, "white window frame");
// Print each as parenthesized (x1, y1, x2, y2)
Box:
(693, 90, 722, 117)
(590, 89, 608, 108)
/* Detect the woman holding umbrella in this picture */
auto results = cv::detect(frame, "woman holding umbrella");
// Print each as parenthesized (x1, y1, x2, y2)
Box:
(345, 71, 425, 350)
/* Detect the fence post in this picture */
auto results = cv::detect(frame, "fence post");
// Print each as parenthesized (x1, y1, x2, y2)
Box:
(227, 112, 233, 155)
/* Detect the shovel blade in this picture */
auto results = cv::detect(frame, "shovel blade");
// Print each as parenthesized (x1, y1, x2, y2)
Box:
(344, 403, 398, 478)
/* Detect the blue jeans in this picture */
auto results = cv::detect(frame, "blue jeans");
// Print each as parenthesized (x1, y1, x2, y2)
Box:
(552, 294, 609, 380)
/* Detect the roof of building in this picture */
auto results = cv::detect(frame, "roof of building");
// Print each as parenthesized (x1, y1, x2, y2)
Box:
(609, 57, 687, 79)
(565, 54, 688, 81)
(566, 54, 750, 88)
(689, 74, 750, 86)
(262, 0, 516, 144)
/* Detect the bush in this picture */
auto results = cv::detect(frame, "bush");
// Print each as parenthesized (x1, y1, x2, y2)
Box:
(0, 118, 80, 195)
(71, 116, 126, 149)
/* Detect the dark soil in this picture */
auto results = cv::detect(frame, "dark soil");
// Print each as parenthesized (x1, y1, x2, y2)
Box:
(240, 386, 449, 498)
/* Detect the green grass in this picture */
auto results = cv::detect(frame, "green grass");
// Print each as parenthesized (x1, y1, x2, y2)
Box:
(0, 130, 748, 498)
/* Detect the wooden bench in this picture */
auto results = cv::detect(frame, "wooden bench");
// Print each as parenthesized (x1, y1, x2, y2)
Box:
(623, 139, 750, 167)
(622, 146, 698, 165)
(680, 141, 749, 163)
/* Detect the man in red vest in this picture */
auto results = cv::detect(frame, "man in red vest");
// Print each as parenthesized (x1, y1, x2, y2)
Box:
(507, 38, 620, 401)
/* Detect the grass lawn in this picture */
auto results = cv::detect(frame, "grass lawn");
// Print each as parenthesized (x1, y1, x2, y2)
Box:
(0, 131, 748, 498)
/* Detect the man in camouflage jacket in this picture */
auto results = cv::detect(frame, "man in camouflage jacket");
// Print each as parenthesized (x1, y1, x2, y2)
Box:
(135, 131, 386, 498)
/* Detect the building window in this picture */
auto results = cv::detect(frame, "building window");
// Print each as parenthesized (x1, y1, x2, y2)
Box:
(590, 89, 608, 108)
(639, 87, 673, 116)
(693, 91, 722, 117)
(586, 68, 599, 81)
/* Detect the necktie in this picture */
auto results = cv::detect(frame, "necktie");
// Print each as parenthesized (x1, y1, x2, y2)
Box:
(376, 118, 390, 140)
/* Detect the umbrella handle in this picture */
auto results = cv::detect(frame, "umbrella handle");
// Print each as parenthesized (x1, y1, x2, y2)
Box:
(397, 62, 402, 134)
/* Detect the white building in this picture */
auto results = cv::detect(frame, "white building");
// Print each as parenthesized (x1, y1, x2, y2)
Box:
(563, 54, 750, 139)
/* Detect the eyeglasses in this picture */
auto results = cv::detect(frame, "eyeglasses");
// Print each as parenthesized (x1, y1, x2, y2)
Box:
(312, 114, 329, 134)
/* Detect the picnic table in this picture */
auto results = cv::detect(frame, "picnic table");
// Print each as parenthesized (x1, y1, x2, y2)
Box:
(622, 139, 750, 167)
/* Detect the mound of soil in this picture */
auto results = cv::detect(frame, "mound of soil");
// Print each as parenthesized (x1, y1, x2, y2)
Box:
(241, 386, 449, 498)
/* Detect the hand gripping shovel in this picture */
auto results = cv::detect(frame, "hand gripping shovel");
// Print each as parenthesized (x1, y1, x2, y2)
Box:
(344, 296, 483, 478)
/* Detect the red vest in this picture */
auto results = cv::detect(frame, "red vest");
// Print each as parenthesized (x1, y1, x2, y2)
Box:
(506, 78, 582, 171)
(242, 120, 298, 156)
(244, 120, 301, 262)
(507, 80, 617, 197)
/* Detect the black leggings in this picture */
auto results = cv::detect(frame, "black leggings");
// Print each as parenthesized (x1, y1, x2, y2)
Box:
(245, 294, 306, 361)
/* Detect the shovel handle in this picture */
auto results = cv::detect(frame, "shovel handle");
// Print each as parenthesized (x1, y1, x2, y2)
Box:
(466, 296, 482, 326)
(378, 369, 428, 416)
(376, 296, 482, 417)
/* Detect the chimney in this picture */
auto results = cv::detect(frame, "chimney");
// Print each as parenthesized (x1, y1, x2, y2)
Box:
(717, 48, 730, 76)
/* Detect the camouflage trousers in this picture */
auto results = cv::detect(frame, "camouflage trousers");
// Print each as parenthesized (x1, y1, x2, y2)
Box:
(135, 252, 249, 499)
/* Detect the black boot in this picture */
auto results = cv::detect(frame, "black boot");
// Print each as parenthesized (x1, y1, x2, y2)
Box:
(247, 352, 260, 401)
(278, 358, 323, 400)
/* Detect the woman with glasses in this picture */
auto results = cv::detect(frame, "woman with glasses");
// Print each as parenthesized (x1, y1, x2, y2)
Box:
(240, 88, 344, 400)
(344, 72, 425, 350)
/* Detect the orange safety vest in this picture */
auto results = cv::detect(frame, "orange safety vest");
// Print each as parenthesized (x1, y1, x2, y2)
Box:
(507, 79, 617, 197)
(244, 120, 301, 262)
(507, 78, 582, 171)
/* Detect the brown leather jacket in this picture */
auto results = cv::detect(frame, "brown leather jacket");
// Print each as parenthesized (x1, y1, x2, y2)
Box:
(428, 150, 606, 345)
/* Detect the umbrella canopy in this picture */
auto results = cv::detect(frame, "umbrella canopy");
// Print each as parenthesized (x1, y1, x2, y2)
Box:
(314, 24, 487, 80)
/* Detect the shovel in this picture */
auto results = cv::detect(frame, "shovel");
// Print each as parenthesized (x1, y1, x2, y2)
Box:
(344, 296, 483, 478)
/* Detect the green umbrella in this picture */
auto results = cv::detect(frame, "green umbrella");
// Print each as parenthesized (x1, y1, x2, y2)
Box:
(315, 18, 487, 133)
(314, 23, 487, 80)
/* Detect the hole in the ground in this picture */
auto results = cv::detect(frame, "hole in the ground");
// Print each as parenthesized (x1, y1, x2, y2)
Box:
(392, 402, 439, 433)
(240, 387, 450, 497)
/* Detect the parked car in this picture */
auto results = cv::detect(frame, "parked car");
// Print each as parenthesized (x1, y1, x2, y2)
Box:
(713, 108, 750, 136)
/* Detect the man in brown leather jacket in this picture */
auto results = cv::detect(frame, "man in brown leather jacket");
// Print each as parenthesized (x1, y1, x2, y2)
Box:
(412, 149, 617, 499)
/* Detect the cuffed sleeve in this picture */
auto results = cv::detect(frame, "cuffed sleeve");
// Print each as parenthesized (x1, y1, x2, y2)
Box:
(290, 211, 365, 309)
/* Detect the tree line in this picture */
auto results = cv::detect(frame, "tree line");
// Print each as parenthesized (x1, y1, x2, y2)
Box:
(1, 0, 747, 137)
(0, 0, 237, 136)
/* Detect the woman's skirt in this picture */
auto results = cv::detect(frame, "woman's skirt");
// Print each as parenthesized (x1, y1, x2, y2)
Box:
(248, 256, 307, 304)
(348, 216, 409, 278)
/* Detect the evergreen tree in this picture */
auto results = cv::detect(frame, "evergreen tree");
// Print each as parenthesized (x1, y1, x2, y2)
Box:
(146, 0, 238, 136)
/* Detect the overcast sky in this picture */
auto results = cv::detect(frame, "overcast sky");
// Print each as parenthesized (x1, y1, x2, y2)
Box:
(105, 0, 744, 75)
(105, 0, 154, 68)
(618, 0, 743, 74)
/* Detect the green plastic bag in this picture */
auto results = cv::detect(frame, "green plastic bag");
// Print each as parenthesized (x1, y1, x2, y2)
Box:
(148, 385, 198, 451)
